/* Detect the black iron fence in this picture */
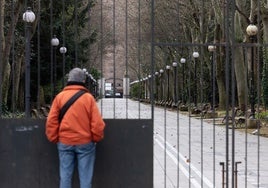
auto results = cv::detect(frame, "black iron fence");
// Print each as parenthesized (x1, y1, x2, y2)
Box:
(1, 0, 268, 187)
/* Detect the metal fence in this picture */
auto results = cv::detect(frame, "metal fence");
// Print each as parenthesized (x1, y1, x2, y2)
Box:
(148, 1, 267, 188)
(1, 0, 268, 188)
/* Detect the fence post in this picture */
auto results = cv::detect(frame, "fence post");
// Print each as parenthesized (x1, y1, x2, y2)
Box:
(234, 161, 242, 188)
(220, 162, 225, 188)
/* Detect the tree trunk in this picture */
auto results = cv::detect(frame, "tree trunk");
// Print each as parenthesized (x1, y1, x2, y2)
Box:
(13, 48, 24, 110)
(211, 0, 227, 110)
(0, 0, 5, 107)
(235, 0, 250, 111)
(215, 24, 226, 110)
(1, 1, 24, 105)
(234, 47, 247, 111)
(2, 63, 10, 104)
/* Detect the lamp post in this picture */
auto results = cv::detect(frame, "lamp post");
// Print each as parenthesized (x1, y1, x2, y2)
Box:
(155, 71, 159, 101)
(192, 51, 199, 107)
(246, 24, 258, 119)
(172, 62, 178, 105)
(160, 69, 164, 101)
(60, 46, 67, 88)
(143, 77, 147, 99)
(143, 77, 147, 100)
(23, 7, 36, 118)
(148, 74, 151, 100)
(51, 35, 59, 97)
(208, 45, 216, 110)
(166, 65, 171, 101)
(180, 57, 186, 104)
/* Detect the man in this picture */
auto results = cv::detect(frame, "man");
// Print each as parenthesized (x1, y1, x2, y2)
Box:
(46, 67, 105, 188)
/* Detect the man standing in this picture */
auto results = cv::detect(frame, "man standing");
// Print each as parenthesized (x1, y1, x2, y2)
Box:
(46, 67, 105, 188)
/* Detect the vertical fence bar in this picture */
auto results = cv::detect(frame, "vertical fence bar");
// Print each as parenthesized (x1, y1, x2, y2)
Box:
(100, 0, 103, 114)
(37, 0, 41, 110)
(61, 0, 66, 89)
(230, 0, 236, 186)
(234, 161, 241, 188)
(50, 0, 53, 103)
(212, 47, 216, 188)
(220, 162, 225, 188)
(244, 37, 250, 188)
(149, 11, 155, 121)
(87, 0, 91, 70)
(138, 0, 141, 119)
(188, 50, 192, 188)
(224, 0, 230, 186)
(75, 0, 78, 66)
(0, 0, 2, 117)
(200, 2, 205, 183)
(11, 0, 15, 114)
(256, 2, 261, 187)
(175, 3, 181, 186)
(125, 0, 129, 118)
(112, 0, 116, 118)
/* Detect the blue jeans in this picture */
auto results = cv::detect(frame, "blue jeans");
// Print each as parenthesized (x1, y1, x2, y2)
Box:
(57, 142, 96, 188)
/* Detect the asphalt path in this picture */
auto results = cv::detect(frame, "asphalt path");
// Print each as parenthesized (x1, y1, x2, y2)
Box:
(98, 98, 268, 188)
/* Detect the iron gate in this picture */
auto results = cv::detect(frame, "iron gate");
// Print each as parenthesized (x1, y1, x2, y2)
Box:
(1, 0, 268, 188)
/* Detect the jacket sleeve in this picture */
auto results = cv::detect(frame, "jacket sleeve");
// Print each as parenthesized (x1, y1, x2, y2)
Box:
(90, 99, 105, 142)
(45, 99, 60, 143)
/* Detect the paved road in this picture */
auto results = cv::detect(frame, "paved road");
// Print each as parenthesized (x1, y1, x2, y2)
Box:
(98, 98, 268, 188)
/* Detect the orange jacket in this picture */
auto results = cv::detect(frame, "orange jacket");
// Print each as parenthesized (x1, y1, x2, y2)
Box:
(45, 84, 105, 145)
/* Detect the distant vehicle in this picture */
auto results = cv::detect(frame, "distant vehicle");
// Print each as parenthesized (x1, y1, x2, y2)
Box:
(105, 82, 113, 98)
(115, 92, 122, 98)
(105, 90, 114, 98)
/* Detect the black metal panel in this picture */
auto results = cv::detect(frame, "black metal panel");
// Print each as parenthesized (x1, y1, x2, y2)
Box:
(93, 119, 153, 188)
(0, 119, 59, 188)
(0, 119, 153, 188)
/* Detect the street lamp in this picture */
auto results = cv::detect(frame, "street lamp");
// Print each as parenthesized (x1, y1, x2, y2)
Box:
(160, 69, 164, 101)
(148, 74, 151, 100)
(23, 7, 35, 118)
(51, 35, 59, 97)
(246, 24, 258, 118)
(193, 51, 199, 107)
(180, 57, 186, 104)
(60, 46, 67, 88)
(143, 77, 147, 100)
(208, 45, 216, 110)
(172, 62, 178, 105)
(166, 65, 171, 101)
(155, 71, 159, 101)
(144, 76, 148, 99)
